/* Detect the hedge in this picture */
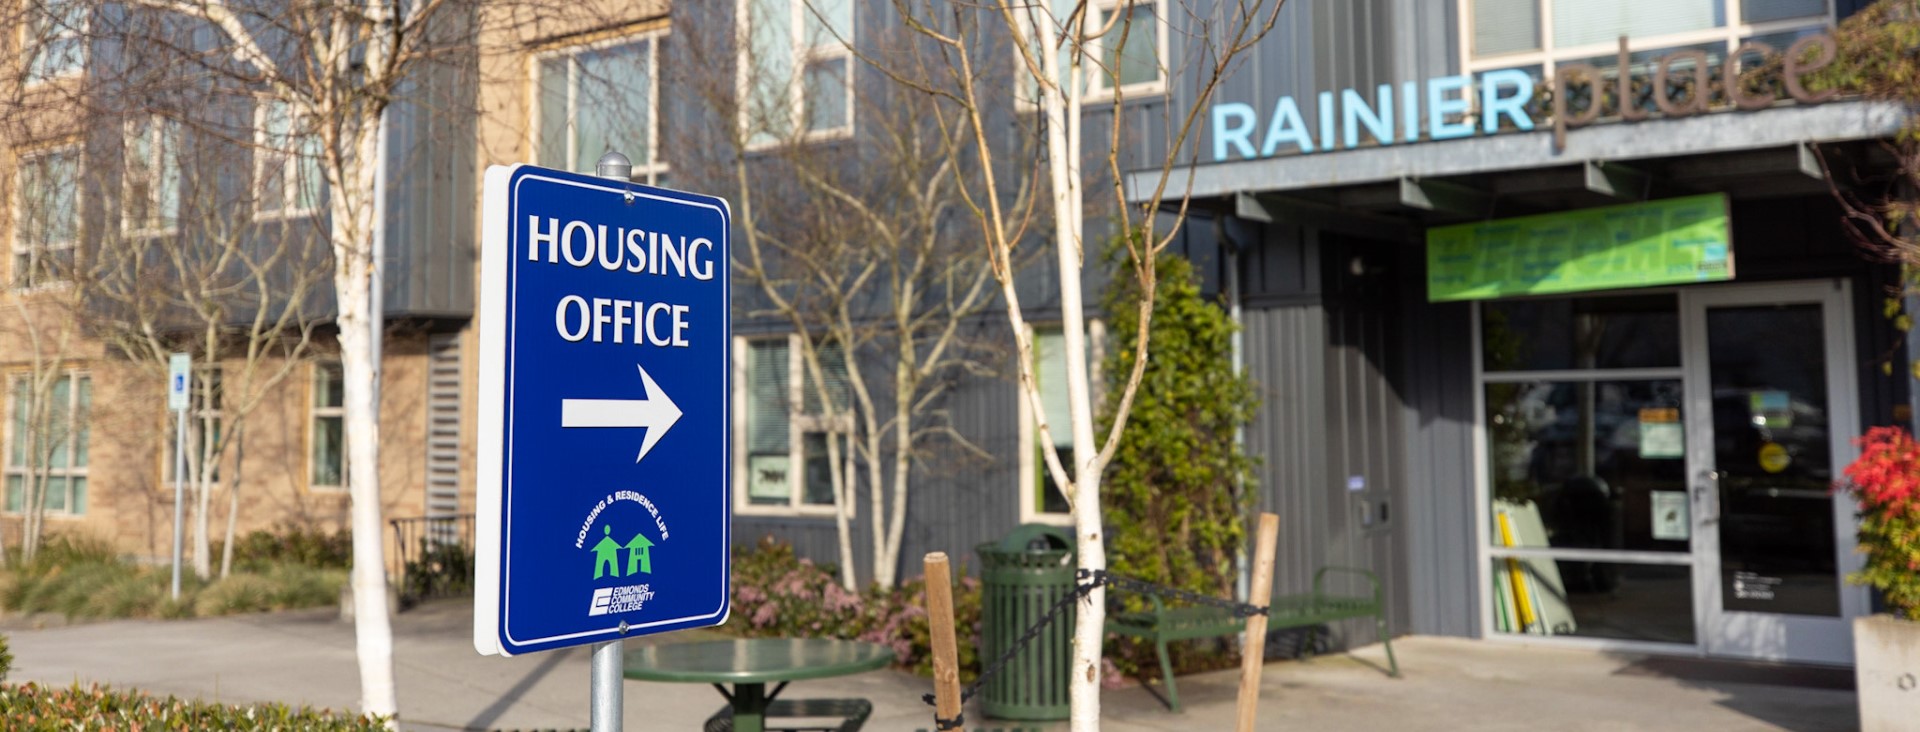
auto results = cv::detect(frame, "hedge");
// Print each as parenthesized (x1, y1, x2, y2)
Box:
(0, 683, 385, 730)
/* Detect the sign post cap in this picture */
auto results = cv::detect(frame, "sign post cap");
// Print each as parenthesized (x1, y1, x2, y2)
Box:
(595, 152, 632, 181)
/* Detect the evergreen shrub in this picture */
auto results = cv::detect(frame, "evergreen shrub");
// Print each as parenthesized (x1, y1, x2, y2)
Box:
(0, 683, 384, 730)
(1098, 235, 1259, 676)
(0, 532, 345, 621)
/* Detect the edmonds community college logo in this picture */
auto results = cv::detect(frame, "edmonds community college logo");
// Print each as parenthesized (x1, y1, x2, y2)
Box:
(586, 524, 657, 616)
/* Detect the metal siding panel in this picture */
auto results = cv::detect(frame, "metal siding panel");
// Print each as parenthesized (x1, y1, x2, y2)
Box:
(1398, 287, 1480, 638)
(901, 366, 1023, 580)
(738, 352, 1026, 585)
(387, 45, 477, 318)
(1246, 304, 1328, 604)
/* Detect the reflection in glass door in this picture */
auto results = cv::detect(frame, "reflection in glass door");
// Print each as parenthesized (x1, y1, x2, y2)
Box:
(1479, 295, 1700, 646)
(1683, 282, 1865, 665)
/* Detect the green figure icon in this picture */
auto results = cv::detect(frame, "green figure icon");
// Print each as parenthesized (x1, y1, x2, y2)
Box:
(592, 526, 621, 579)
(625, 531, 654, 575)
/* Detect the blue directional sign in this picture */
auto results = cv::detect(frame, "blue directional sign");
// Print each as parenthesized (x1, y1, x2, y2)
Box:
(474, 164, 730, 656)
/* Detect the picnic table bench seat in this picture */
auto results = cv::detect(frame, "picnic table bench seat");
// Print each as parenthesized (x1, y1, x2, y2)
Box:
(1104, 566, 1399, 712)
(703, 697, 872, 732)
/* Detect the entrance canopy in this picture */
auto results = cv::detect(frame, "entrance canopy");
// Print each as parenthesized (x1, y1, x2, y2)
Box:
(1129, 101, 1907, 243)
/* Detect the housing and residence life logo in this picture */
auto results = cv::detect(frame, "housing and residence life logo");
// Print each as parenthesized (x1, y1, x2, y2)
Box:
(586, 523, 658, 617)
(575, 490, 670, 618)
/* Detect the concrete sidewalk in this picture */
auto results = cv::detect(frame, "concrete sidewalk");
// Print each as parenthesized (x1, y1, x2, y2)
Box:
(4, 599, 1857, 731)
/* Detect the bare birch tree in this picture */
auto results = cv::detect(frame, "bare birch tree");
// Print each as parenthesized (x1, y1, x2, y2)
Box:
(0, 0, 102, 565)
(1, 299, 82, 563)
(873, 1, 1284, 726)
(680, 12, 1021, 589)
(69, 95, 329, 581)
(0, 0, 642, 717)
(1, 0, 490, 719)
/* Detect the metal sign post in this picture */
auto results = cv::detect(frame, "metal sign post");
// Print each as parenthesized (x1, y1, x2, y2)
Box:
(167, 352, 190, 600)
(589, 152, 631, 732)
(471, 152, 733, 732)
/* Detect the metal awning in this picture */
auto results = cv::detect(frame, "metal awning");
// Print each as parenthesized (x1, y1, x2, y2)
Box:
(1126, 100, 1907, 241)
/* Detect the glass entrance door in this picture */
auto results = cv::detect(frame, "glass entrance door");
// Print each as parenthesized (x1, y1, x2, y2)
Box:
(1682, 281, 1866, 664)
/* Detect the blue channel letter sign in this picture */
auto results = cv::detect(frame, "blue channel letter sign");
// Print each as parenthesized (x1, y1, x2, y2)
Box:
(474, 164, 731, 656)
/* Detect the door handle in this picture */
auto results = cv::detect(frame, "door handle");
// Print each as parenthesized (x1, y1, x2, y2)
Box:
(1694, 469, 1721, 525)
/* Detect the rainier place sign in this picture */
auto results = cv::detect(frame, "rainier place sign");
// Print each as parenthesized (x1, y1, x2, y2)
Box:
(1210, 33, 1840, 161)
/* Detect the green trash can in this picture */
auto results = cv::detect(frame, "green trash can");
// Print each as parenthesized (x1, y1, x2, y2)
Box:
(976, 524, 1075, 721)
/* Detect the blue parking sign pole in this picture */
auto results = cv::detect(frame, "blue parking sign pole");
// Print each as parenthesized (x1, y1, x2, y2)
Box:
(472, 151, 732, 732)
(168, 352, 190, 600)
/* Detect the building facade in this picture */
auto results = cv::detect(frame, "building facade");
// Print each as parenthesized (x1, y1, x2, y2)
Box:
(0, 0, 477, 571)
(1133, 0, 1902, 665)
(1, 0, 1905, 669)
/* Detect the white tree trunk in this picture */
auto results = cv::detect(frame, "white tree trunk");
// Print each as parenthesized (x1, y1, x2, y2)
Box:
(865, 425, 888, 587)
(828, 430, 857, 590)
(880, 396, 910, 588)
(220, 425, 247, 579)
(192, 407, 214, 579)
(1035, 15, 1104, 731)
(333, 114, 398, 724)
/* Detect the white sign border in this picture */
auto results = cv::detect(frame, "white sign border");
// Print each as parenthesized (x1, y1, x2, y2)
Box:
(474, 164, 732, 656)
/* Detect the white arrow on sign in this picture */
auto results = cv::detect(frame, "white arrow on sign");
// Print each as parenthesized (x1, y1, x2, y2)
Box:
(560, 365, 683, 463)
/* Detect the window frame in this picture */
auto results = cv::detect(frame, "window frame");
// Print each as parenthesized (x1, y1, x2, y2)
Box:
(3, 371, 92, 518)
(731, 334, 857, 518)
(1457, 0, 1836, 77)
(1013, 0, 1170, 109)
(11, 143, 82, 291)
(1016, 320, 1105, 526)
(1084, 0, 1170, 99)
(734, 0, 857, 150)
(307, 361, 346, 492)
(529, 28, 671, 185)
(122, 115, 181, 238)
(22, 0, 86, 86)
(252, 100, 322, 221)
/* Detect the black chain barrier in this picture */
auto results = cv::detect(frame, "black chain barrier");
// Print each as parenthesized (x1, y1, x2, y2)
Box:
(922, 569, 1268, 730)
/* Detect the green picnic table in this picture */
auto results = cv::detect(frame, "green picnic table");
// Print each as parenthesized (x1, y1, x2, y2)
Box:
(623, 638, 895, 732)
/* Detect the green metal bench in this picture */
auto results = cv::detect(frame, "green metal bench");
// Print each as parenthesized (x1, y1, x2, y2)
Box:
(1104, 566, 1399, 712)
(703, 698, 872, 732)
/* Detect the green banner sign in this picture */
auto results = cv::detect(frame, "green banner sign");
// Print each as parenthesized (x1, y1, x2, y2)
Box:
(1427, 193, 1732, 302)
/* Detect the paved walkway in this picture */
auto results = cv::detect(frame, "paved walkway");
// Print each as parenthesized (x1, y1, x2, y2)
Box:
(4, 599, 1857, 731)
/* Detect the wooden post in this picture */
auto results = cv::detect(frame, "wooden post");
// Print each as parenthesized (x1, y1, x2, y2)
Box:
(924, 552, 965, 730)
(1235, 512, 1281, 732)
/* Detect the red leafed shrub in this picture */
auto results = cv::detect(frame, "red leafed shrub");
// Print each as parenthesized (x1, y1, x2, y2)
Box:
(1841, 426, 1920, 618)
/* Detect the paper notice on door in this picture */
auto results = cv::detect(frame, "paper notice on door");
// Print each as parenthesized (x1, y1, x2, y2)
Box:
(1750, 390, 1793, 429)
(1651, 490, 1690, 541)
(1638, 408, 1684, 459)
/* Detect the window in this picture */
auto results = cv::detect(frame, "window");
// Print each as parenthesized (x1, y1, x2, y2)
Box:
(5, 374, 91, 516)
(738, 0, 853, 147)
(25, 0, 85, 84)
(1088, 1, 1167, 95)
(1462, 0, 1829, 75)
(1478, 294, 1695, 643)
(734, 336, 853, 515)
(124, 116, 181, 237)
(1016, 0, 1168, 105)
(166, 367, 223, 484)
(536, 31, 669, 185)
(12, 146, 80, 289)
(310, 362, 345, 490)
(1018, 323, 1104, 524)
(255, 100, 322, 219)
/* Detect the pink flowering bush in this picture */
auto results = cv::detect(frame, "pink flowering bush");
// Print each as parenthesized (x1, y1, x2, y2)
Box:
(1841, 426, 1920, 618)
(727, 536, 984, 681)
